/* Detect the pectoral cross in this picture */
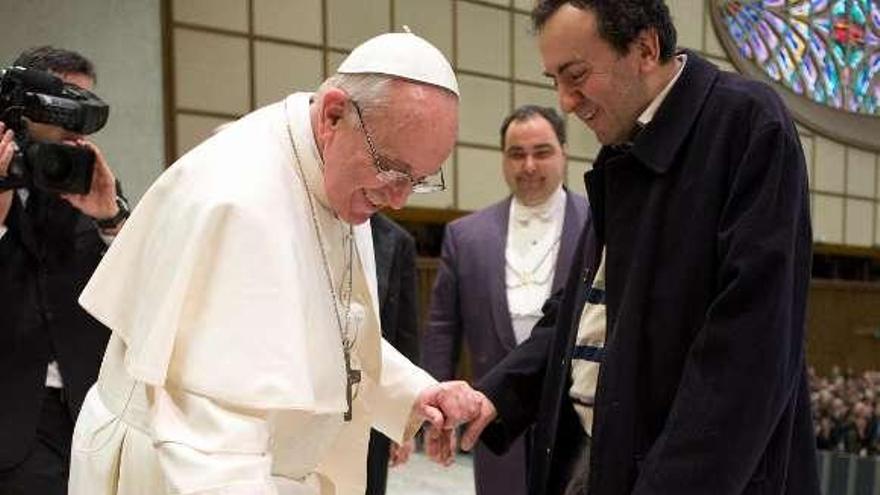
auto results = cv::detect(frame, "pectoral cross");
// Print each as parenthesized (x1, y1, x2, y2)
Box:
(343, 349, 362, 422)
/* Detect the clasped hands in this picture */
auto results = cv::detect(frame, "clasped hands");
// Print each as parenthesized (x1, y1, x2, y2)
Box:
(412, 380, 497, 466)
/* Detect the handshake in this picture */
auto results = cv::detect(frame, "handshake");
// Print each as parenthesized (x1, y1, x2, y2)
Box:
(411, 381, 498, 466)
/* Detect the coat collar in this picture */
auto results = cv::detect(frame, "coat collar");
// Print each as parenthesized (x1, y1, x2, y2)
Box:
(627, 50, 719, 175)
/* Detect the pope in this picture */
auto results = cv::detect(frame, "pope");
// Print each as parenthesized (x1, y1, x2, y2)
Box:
(68, 32, 484, 495)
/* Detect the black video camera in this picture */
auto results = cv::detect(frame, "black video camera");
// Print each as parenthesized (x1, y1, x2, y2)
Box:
(0, 66, 109, 194)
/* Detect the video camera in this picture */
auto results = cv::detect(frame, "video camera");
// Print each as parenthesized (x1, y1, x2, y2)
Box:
(0, 66, 109, 194)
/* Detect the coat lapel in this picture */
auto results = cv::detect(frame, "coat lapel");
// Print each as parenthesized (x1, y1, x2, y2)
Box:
(484, 198, 518, 351)
(552, 190, 587, 292)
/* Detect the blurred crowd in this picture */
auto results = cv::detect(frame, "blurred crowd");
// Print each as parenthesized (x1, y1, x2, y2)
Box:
(810, 366, 880, 456)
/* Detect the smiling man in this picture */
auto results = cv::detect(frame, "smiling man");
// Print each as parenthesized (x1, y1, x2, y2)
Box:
(457, 1, 820, 495)
(68, 32, 484, 495)
(422, 105, 589, 495)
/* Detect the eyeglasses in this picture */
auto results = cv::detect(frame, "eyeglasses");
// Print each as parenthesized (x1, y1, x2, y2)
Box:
(350, 100, 446, 194)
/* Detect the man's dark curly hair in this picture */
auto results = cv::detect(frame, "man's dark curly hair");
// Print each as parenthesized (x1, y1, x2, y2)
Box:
(532, 0, 677, 62)
(13, 46, 97, 82)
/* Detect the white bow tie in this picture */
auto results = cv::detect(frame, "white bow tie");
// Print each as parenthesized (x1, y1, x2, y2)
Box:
(514, 208, 553, 225)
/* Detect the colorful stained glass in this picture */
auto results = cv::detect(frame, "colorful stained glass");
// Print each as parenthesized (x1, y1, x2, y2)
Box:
(716, 0, 880, 116)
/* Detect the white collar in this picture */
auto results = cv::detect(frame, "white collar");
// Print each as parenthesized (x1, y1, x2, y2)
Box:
(511, 186, 565, 224)
(637, 54, 687, 126)
(285, 92, 332, 211)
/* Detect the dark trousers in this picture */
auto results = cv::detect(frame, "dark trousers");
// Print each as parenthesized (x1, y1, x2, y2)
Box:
(0, 388, 74, 495)
(562, 429, 591, 495)
(365, 429, 391, 495)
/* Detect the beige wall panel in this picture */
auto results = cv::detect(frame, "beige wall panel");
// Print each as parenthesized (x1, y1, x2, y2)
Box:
(876, 203, 880, 246)
(514, 0, 534, 10)
(703, 8, 727, 57)
(567, 115, 600, 160)
(254, 42, 323, 107)
(457, 2, 510, 77)
(175, 28, 250, 115)
(176, 114, 233, 158)
(513, 84, 558, 111)
(479, 0, 510, 6)
(253, 0, 322, 44)
(395, 0, 453, 59)
(514, 13, 544, 83)
(813, 137, 845, 193)
(566, 159, 591, 193)
(796, 123, 814, 137)
(845, 199, 874, 247)
(666, 0, 703, 50)
(327, 0, 390, 50)
(813, 194, 843, 244)
(458, 75, 511, 146)
(328, 51, 348, 74)
(457, 147, 508, 210)
(707, 56, 735, 73)
(846, 147, 876, 198)
(406, 156, 455, 209)
(801, 135, 813, 187)
(173, 0, 247, 32)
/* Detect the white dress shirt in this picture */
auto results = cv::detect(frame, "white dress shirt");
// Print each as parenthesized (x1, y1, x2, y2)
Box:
(506, 187, 566, 344)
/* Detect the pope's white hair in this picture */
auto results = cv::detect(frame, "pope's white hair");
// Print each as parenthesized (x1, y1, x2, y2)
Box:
(317, 73, 392, 120)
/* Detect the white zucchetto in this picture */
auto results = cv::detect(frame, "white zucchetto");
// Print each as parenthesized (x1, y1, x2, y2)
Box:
(337, 31, 459, 96)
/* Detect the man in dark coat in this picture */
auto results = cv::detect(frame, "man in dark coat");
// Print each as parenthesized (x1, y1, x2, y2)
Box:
(457, 2, 821, 494)
(365, 212, 421, 495)
(422, 105, 590, 495)
(0, 47, 128, 494)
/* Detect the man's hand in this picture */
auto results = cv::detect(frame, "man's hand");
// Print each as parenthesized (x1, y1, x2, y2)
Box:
(389, 439, 414, 468)
(424, 424, 457, 466)
(0, 123, 16, 225)
(420, 386, 498, 466)
(412, 380, 482, 430)
(460, 390, 497, 451)
(59, 139, 118, 220)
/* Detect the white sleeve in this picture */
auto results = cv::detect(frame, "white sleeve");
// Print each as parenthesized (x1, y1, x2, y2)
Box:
(367, 338, 438, 444)
(0, 225, 6, 240)
(150, 385, 278, 495)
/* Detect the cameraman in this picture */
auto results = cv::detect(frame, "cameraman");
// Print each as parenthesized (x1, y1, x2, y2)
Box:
(0, 46, 128, 495)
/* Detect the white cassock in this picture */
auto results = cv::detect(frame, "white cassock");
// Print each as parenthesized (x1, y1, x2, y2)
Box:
(69, 92, 436, 495)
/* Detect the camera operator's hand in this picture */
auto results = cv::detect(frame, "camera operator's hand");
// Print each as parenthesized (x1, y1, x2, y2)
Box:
(59, 139, 121, 230)
(0, 123, 15, 227)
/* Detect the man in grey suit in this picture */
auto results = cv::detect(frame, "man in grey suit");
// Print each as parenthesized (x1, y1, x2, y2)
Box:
(421, 105, 590, 495)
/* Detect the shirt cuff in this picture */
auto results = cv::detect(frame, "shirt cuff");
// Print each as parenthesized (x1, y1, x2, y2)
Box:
(98, 230, 116, 246)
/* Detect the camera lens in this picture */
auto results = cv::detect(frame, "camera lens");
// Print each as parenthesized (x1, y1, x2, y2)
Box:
(40, 151, 73, 181)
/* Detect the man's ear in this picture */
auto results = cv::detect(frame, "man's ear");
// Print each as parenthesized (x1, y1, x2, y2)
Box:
(321, 88, 349, 129)
(634, 28, 662, 71)
(316, 88, 349, 145)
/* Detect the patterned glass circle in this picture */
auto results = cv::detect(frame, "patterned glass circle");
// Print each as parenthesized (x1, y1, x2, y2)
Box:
(716, 0, 879, 115)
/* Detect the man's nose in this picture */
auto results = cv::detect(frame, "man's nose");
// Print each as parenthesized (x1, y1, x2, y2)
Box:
(384, 181, 411, 210)
(558, 85, 582, 114)
(523, 155, 537, 173)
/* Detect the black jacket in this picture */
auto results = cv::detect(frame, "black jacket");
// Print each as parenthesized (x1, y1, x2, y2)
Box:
(478, 51, 819, 495)
(0, 188, 112, 468)
(365, 213, 419, 495)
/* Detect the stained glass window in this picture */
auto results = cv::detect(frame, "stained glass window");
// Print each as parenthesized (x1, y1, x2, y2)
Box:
(716, 0, 879, 116)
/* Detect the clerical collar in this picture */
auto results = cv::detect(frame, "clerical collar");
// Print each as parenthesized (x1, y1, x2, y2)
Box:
(637, 54, 687, 127)
(285, 92, 332, 211)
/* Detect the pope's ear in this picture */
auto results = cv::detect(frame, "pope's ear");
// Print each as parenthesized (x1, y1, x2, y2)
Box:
(320, 88, 349, 129)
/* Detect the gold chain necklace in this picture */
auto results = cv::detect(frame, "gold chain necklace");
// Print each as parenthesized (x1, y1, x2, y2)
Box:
(283, 98, 361, 421)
